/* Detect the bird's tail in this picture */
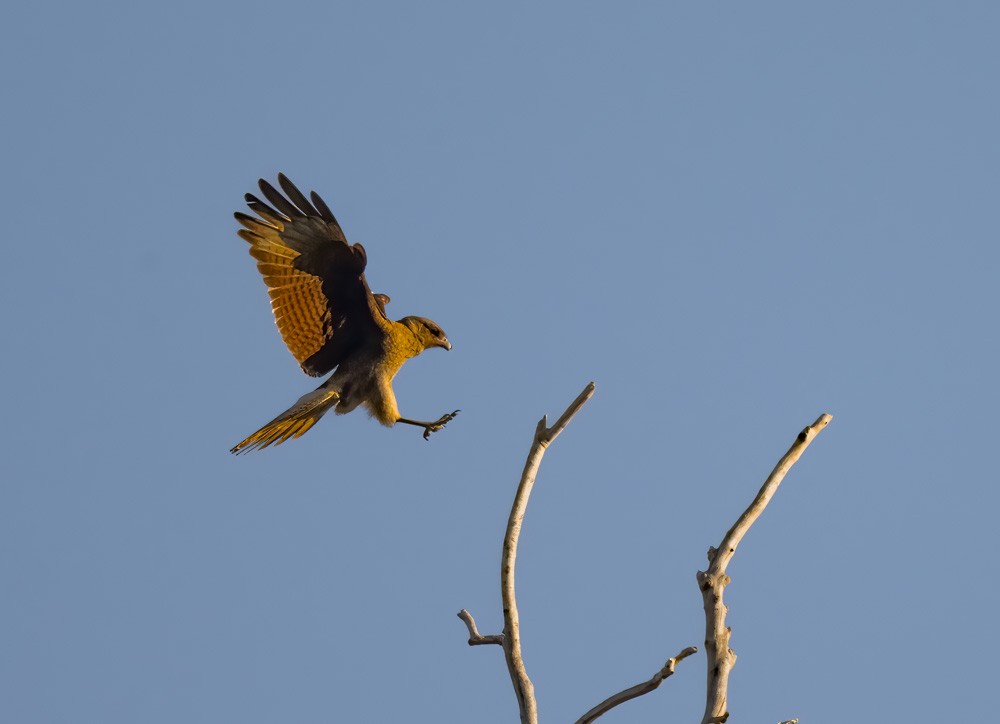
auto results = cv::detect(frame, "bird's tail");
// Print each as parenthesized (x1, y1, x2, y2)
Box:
(231, 387, 340, 454)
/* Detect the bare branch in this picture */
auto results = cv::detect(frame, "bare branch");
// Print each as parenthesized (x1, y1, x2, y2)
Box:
(575, 646, 698, 724)
(457, 609, 503, 646)
(540, 381, 596, 444)
(778, 719, 799, 724)
(698, 414, 832, 724)
(708, 414, 833, 576)
(466, 381, 593, 724)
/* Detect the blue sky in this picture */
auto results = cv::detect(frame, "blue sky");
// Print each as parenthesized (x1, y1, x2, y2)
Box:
(2, 2, 998, 722)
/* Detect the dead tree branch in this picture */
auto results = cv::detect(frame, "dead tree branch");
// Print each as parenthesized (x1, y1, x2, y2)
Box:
(575, 646, 698, 724)
(457, 381, 595, 724)
(456, 393, 827, 722)
(697, 413, 832, 724)
(457, 608, 503, 646)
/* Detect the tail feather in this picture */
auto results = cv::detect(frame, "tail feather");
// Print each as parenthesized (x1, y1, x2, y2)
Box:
(231, 387, 340, 454)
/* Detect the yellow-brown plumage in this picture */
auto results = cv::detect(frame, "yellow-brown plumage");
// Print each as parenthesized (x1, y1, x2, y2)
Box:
(230, 175, 457, 454)
(238, 219, 333, 367)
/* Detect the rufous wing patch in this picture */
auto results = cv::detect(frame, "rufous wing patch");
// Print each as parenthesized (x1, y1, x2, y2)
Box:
(236, 214, 332, 374)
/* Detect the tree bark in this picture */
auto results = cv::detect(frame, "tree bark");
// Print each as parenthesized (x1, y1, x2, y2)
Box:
(698, 414, 832, 724)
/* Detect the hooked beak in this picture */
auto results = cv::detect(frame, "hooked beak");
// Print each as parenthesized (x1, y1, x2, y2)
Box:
(438, 338, 452, 351)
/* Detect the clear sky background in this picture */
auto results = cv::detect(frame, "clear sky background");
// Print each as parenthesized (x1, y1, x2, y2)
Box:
(2, 2, 997, 722)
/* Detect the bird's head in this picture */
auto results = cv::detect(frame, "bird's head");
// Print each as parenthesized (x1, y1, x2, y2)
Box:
(401, 316, 452, 351)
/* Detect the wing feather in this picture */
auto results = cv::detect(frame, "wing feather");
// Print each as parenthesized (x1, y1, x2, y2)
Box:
(277, 173, 321, 217)
(235, 175, 390, 376)
(258, 178, 303, 219)
(235, 212, 280, 234)
(310, 191, 339, 225)
(244, 194, 290, 224)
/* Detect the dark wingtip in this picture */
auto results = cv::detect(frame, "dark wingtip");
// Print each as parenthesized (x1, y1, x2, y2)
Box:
(258, 177, 302, 218)
(310, 190, 339, 225)
(276, 173, 321, 217)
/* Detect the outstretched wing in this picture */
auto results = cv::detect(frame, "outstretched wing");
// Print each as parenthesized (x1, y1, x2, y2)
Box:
(235, 174, 391, 376)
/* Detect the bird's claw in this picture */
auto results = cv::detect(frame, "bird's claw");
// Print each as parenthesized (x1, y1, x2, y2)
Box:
(423, 410, 461, 440)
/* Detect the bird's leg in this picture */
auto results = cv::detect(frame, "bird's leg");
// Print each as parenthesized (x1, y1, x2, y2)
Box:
(397, 410, 460, 440)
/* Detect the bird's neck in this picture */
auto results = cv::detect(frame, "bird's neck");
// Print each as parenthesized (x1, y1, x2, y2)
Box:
(388, 322, 428, 361)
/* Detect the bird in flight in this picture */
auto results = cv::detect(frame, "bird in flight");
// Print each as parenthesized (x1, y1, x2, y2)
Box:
(230, 174, 458, 454)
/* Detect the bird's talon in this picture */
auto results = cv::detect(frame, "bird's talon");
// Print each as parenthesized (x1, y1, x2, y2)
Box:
(421, 410, 460, 440)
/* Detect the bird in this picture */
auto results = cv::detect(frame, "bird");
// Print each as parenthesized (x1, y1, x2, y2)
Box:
(230, 174, 458, 454)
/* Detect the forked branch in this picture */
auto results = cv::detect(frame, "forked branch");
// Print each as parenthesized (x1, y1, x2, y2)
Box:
(502, 382, 597, 723)
(457, 382, 595, 724)
(457, 608, 503, 646)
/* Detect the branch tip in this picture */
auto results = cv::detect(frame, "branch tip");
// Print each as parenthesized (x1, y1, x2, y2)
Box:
(575, 644, 697, 723)
(542, 381, 595, 442)
(675, 645, 698, 661)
